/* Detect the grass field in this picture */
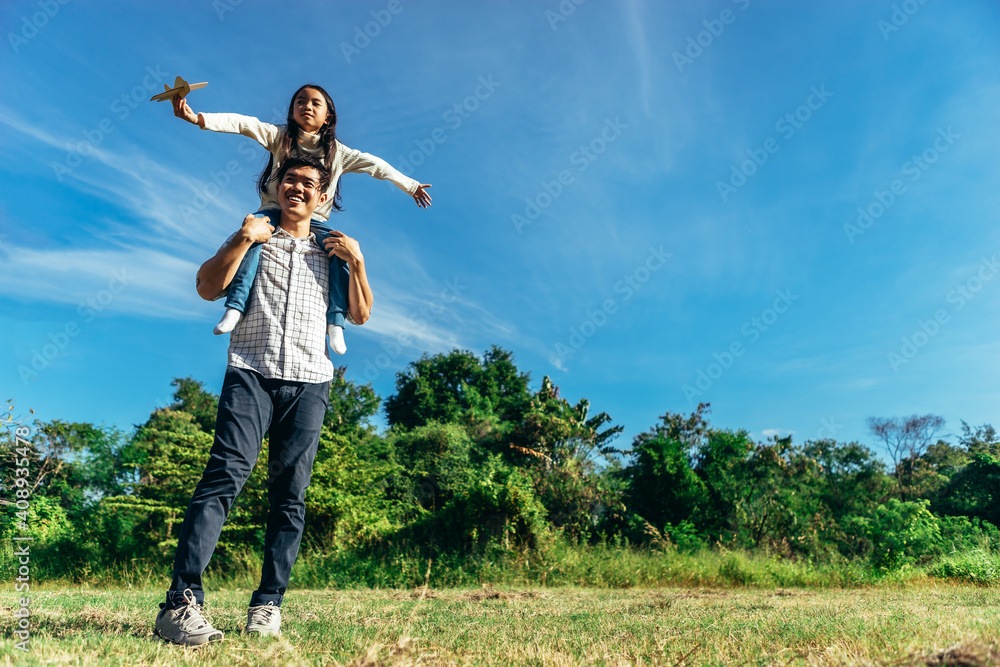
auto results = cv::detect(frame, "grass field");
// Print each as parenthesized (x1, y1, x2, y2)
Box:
(4, 583, 1000, 665)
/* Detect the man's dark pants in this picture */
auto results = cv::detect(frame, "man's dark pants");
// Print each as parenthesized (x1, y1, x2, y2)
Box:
(163, 367, 330, 610)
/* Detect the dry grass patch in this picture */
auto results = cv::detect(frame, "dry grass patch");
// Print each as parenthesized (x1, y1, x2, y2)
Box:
(670, 587, 732, 599)
(910, 640, 1000, 667)
(462, 584, 547, 602)
(6, 583, 1000, 665)
(391, 587, 440, 601)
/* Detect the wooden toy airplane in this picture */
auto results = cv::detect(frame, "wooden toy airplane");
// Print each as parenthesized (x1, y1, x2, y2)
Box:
(150, 76, 208, 102)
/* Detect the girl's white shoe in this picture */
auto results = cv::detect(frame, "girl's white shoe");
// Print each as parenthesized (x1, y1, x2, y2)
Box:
(328, 324, 347, 355)
(214, 308, 243, 335)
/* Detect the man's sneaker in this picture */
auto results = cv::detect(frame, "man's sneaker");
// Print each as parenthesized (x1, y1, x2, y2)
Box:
(154, 589, 224, 647)
(245, 601, 281, 637)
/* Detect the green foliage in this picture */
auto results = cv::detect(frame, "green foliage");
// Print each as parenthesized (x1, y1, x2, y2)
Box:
(935, 452, 1000, 526)
(105, 408, 220, 560)
(0, 420, 128, 510)
(664, 520, 707, 553)
(623, 432, 705, 530)
(394, 455, 549, 554)
(384, 346, 531, 430)
(168, 377, 219, 434)
(935, 515, 1000, 554)
(324, 366, 380, 437)
(305, 428, 401, 548)
(694, 428, 756, 535)
(502, 376, 623, 539)
(845, 499, 941, 570)
(928, 550, 1000, 585)
(13, 356, 1000, 588)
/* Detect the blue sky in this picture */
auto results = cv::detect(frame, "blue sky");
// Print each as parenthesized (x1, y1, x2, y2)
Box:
(2, 0, 999, 453)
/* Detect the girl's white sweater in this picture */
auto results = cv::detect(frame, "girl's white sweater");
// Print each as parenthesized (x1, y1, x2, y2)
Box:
(201, 112, 420, 222)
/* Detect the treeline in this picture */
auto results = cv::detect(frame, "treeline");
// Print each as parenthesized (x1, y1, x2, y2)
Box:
(3, 345, 1000, 584)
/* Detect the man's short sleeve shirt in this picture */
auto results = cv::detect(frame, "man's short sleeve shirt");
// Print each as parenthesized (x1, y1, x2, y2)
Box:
(221, 227, 333, 383)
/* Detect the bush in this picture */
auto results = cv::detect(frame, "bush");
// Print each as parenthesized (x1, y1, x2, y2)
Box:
(392, 455, 549, 554)
(929, 551, 1000, 585)
(845, 499, 941, 570)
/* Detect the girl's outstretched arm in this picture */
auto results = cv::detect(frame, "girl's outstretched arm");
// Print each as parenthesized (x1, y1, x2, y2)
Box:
(339, 144, 430, 205)
(169, 97, 282, 152)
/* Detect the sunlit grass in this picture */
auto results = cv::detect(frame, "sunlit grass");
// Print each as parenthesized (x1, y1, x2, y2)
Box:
(5, 583, 1000, 665)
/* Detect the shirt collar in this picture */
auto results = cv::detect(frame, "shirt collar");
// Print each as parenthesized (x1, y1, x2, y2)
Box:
(273, 225, 317, 245)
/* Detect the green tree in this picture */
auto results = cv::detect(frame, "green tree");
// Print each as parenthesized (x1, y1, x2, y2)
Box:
(168, 377, 219, 434)
(502, 377, 623, 537)
(958, 421, 1000, 456)
(384, 346, 531, 430)
(0, 420, 127, 510)
(305, 427, 402, 548)
(800, 439, 892, 557)
(846, 499, 941, 570)
(324, 366, 380, 437)
(108, 408, 224, 559)
(934, 452, 1000, 526)
(384, 422, 480, 517)
(692, 427, 755, 538)
(623, 405, 709, 532)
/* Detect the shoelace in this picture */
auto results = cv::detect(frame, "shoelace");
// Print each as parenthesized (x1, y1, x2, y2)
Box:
(178, 604, 213, 631)
(178, 589, 213, 631)
(249, 604, 278, 626)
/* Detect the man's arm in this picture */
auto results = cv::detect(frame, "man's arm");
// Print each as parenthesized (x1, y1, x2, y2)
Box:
(324, 232, 373, 324)
(196, 214, 274, 301)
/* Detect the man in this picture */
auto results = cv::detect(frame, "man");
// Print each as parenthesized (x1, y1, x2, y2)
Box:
(154, 155, 373, 646)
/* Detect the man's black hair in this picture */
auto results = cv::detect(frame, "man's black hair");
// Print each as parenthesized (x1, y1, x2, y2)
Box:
(271, 155, 332, 193)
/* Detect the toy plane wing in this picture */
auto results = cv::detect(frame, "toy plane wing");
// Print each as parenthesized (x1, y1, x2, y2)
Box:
(150, 76, 208, 102)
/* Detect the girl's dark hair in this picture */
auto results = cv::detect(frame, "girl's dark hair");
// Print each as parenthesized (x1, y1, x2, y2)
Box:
(257, 84, 343, 211)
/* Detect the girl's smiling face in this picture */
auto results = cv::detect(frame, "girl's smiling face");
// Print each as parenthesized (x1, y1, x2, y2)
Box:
(292, 87, 329, 134)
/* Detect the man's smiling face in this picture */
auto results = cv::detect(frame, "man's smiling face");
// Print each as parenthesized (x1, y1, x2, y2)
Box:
(277, 165, 328, 218)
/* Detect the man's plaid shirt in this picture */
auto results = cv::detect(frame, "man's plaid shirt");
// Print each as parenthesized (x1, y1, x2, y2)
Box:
(220, 226, 334, 384)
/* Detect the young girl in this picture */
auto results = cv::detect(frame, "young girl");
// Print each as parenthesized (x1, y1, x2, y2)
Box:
(171, 84, 432, 354)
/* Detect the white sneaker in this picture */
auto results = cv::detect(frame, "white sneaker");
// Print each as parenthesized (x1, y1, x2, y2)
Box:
(154, 589, 224, 647)
(245, 601, 281, 637)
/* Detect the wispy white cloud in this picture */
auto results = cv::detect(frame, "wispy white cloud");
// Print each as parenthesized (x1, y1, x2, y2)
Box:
(0, 245, 204, 319)
(760, 428, 795, 440)
(622, 0, 653, 119)
(0, 106, 257, 319)
(0, 104, 249, 248)
(2, 104, 521, 353)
